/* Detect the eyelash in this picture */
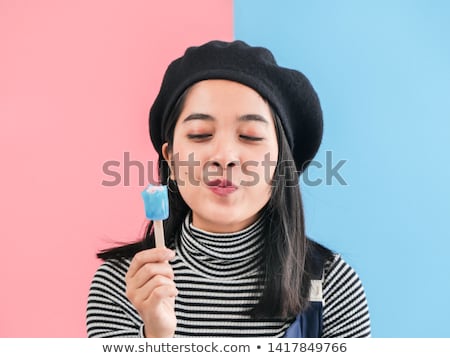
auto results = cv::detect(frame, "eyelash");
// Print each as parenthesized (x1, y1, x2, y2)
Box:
(187, 134, 212, 140)
(240, 135, 263, 141)
(187, 134, 263, 142)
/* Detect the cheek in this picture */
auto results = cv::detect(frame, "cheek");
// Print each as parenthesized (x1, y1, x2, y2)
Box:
(172, 140, 192, 164)
(250, 147, 278, 176)
(171, 148, 203, 184)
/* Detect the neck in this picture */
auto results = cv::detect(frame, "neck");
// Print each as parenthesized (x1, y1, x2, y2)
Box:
(191, 212, 261, 233)
(176, 212, 265, 280)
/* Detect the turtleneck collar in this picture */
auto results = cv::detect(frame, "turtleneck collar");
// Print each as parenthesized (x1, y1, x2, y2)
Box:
(176, 212, 265, 280)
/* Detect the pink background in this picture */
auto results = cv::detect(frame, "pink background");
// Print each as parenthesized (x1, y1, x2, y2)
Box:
(0, 0, 232, 337)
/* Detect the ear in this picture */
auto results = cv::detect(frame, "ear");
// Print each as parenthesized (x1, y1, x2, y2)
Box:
(162, 142, 171, 162)
(161, 143, 175, 180)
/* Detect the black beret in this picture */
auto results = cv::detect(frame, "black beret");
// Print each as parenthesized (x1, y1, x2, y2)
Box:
(149, 40, 323, 172)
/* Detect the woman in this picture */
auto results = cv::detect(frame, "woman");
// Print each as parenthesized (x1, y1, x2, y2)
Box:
(86, 40, 371, 338)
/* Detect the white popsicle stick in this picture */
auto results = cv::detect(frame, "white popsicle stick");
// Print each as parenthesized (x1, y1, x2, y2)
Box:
(153, 220, 165, 248)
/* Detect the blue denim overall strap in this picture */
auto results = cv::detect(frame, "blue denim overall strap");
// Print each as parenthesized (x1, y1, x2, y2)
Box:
(282, 301, 323, 338)
(282, 239, 333, 338)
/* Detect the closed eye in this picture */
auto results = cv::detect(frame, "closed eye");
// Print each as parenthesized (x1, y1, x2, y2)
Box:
(240, 135, 264, 141)
(187, 134, 212, 140)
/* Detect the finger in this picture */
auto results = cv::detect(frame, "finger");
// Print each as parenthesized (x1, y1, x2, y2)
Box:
(146, 282, 179, 304)
(130, 275, 177, 303)
(128, 262, 174, 290)
(127, 248, 175, 279)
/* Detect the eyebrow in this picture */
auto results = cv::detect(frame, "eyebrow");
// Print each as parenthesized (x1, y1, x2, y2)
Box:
(182, 113, 269, 124)
(182, 113, 214, 122)
(238, 114, 269, 124)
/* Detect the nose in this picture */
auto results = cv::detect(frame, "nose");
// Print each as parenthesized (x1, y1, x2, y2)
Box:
(207, 140, 240, 171)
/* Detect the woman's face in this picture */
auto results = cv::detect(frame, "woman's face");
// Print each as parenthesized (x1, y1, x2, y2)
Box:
(162, 79, 278, 233)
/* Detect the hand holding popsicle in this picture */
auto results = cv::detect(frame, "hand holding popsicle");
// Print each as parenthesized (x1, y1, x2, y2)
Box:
(141, 184, 169, 248)
(129, 185, 175, 337)
(125, 248, 177, 337)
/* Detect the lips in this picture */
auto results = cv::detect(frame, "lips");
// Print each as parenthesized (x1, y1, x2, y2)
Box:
(206, 179, 237, 196)
(206, 179, 235, 187)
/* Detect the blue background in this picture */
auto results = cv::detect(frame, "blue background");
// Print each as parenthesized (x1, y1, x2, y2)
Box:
(235, 0, 450, 337)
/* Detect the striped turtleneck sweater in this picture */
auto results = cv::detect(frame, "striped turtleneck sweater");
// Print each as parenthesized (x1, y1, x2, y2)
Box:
(86, 215, 371, 337)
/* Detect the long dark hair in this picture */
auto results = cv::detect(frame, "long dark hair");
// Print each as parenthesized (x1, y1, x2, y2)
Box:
(97, 86, 333, 318)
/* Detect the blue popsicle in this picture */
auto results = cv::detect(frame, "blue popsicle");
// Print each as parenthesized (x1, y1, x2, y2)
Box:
(141, 184, 169, 248)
